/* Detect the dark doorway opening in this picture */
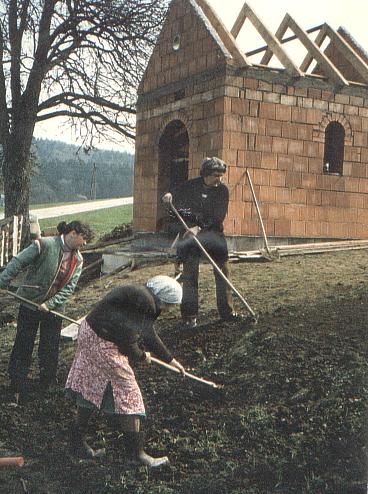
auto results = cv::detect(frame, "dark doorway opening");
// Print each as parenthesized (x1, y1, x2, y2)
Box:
(157, 120, 189, 231)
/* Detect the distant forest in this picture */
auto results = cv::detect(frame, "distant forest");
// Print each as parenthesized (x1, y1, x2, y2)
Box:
(30, 138, 134, 204)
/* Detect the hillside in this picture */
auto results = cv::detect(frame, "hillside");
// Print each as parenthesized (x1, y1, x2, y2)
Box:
(30, 139, 134, 204)
(0, 250, 367, 493)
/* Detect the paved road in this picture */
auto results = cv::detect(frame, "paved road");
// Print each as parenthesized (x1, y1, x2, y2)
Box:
(28, 197, 133, 220)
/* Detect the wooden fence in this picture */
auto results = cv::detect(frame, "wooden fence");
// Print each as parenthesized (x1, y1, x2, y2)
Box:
(0, 215, 23, 267)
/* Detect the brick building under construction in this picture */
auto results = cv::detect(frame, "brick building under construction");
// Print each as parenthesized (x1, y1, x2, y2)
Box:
(133, 0, 368, 242)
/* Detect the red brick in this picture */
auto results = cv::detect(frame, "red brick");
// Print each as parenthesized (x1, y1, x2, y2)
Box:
(272, 137, 288, 154)
(291, 188, 307, 204)
(274, 219, 291, 236)
(305, 190, 322, 206)
(288, 140, 304, 155)
(305, 221, 322, 237)
(242, 117, 259, 134)
(275, 104, 292, 121)
(290, 220, 306, 236)
(275, 187, 292, 203)
(281, 123, 299, 139)
(303, 141, 320, 158)
(269, 170, 286, 187)
(308, 158, 322, 174)
(261, 152, 278, 169)
(300, 206, 315, 221)
(268, 203, 285, 219)
(259, 102, 276, 119)
(249, 101, 260, 116)
(256, 135, 273, 152)
(231, 98, 249, 115)
(241, 219, 262, 235)
(277, 154, 294, 171)
(285, 172, 302, 188)
(284, 204, 301, 220)
(294, 156, 309, 172)
(251, 168, 270, 186)
(258, 186, 276, 202)
(344, 177, 360, 193)
(265, 120, 283, 137)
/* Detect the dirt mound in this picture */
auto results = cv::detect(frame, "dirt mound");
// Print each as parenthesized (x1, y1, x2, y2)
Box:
(98, 223, 133, 243)
(0, 250, 367, 493)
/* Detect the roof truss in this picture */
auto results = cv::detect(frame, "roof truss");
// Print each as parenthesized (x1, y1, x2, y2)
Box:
(191, 0, 368, 86)
(194, 0, 250, 65)
(230, 2, 303, 78)
(263, 14, 349, 86)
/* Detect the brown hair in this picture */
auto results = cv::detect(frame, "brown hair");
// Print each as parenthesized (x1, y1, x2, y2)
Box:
(57, 221, 94, 242)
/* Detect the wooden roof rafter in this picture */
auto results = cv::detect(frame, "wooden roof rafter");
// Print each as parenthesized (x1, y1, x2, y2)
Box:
(194, 0, 251, 66)
(230, 2, 303, 78)
(323, 24, 368, 84)
(279, 15, 348, 86)
(299, 24, 328, 72)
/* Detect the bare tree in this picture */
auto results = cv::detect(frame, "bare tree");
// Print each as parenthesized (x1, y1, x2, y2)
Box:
(0, 0, 168, 217)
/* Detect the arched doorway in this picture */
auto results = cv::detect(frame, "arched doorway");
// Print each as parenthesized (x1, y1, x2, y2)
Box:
(157, 120, 189, 231)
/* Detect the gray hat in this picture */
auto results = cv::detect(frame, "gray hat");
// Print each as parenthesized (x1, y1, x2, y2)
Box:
(146, 275, 183, 304)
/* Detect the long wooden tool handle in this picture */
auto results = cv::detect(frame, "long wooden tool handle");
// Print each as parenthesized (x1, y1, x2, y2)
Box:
(150, 356, 220, 389)
(5, 291, 80, 325)
(0, 457, 24, 467)
(169, 202, 257, 321)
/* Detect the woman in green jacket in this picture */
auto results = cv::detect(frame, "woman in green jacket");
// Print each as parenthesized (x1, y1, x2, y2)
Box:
(0, 220, 92, 402)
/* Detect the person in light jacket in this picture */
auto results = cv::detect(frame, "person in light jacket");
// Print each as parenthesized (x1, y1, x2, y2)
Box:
(0, 220, 93, 401)
(65, 275, 185, 468)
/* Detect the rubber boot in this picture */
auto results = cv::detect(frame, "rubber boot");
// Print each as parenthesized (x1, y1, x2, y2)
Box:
(124, 431, 169, 468)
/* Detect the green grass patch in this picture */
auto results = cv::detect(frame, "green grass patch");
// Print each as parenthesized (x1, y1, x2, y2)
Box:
(39, 204, 133, 239)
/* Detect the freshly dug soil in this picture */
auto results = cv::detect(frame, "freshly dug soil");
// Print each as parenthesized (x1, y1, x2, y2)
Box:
(0, 249, 367, 493)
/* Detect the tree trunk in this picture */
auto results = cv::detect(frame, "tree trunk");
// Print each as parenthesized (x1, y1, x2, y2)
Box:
(2, 129, 33, 218)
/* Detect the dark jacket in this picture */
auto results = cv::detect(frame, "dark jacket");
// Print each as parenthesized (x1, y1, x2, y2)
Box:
(170, 177, 229, 233)
(86, 285, 173, 363)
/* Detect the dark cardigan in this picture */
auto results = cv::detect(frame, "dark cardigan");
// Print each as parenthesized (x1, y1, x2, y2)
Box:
(86, 285, 173, 363)
(170, 176, 229, 232)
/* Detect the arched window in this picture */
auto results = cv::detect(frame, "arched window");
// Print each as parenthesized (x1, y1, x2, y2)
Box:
(323, 121, 345, 175)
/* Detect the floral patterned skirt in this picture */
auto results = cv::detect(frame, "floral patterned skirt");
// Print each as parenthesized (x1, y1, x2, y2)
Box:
(65, 319, 146, 416)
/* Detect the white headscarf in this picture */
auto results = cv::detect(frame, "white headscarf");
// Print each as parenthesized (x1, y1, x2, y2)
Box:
(146, 275, 182, 304)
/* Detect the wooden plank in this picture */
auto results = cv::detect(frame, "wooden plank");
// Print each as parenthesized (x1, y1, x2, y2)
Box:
(0, 229, 4, 267)
(285, 15, 348, 86)
(230, 2, 247, 39)
(246, 24, 324, 57)
(300, 24, 328, 72)
(194, 0, 250, 65)
(260, 15, 289, 66)
(324, 24, 368, 84)
(231, 2, 303, 77)
(12, 216, 18, 257)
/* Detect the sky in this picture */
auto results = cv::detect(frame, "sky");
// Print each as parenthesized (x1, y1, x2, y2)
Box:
(34, 0, 368, 152)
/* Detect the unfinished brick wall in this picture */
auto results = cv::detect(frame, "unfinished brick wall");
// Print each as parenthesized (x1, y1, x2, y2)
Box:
(134, 0, 230, 231)
(221, 73, 368, 238)
(134, 0, 368, 240)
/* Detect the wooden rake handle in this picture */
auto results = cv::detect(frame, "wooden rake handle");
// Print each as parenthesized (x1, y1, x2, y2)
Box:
(150, 356, 221, 389)
(169, 201, 257, 321)
(6, 291, 80, 325)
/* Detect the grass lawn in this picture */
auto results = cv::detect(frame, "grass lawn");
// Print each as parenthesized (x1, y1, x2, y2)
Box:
(39, 204, 133, 240)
